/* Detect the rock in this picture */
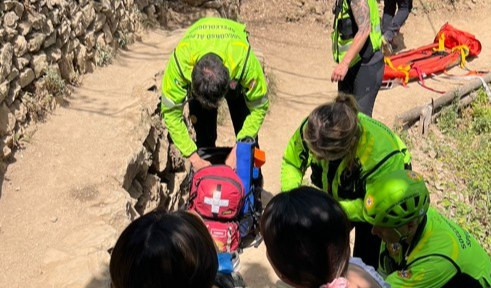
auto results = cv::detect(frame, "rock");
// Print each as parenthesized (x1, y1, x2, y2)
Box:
(0, 43, 14, 83)
(17, 21, 32, 36)
(13, 35, 28, 57)
(0, 103, 16, 137)
(95, 32, 105, 47)
(135, 0, 149, 10)
(42, 19, 55, 36)
(72, 12, 85, 37)
(0, 81, 9, 103)
(7, 81, 21, 105)
(28, 33, 47, 52)
(94, 13, 107, 32)
(144, 4, 157, 18)
(4, 26, 18, 40)
(103, 23, 113, 44)
(82, 3, 96, 28)
(128, 179, 143, 199)
(27, 13, 47, 31)
(122, 147, 147, 190)
(75, 45, 89, 74)
(58, 19, 71, 45)
(46, 47, 62, 62)
(152, 137, 169, 173)
(32, 53, 48, 78)
(50, 216, 58, 223)
(84, 30, 96, 49)
(58, 52, 77, 82)
(3, 12, 19, 28)
(19, 68, 35, 88)
(44, 31, 57, 48)
(11, 100, 27, 123)
(49, 8, 61, 25)
(135, 174, 162, 214)
(94, 0, 112, 13)
(14, 55, 32, 71)
(4, 1, 25, 18)
(7, 67, 19, 82)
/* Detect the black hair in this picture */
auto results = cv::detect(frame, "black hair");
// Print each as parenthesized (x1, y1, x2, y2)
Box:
(110, 210, 218, 288)
(260, 186, 351, 288)
(191, 53, 230, 109)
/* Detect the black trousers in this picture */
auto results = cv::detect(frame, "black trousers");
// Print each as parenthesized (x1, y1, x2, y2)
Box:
(189, 88, 251, 148)
(338, 56, 384, 117)
(382, 0, 413, 42)
(353, 221, 382, 269)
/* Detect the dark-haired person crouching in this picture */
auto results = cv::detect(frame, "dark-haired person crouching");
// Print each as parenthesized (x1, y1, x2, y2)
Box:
(161, 17, 268, 172)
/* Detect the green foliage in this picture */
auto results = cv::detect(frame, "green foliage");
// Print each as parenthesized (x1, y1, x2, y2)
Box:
(428, 89, 491, 253)
(95, 44, 113, 67)
(42, 67, 66, 98)
(116, 31, 131, 49)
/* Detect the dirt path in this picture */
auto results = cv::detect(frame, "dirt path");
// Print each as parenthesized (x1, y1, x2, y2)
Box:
(0, 29, 185, 287)
(0, 2, 490, 287)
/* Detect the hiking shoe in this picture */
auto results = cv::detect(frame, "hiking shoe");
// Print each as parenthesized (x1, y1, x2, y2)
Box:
(381, 36, 393, 56)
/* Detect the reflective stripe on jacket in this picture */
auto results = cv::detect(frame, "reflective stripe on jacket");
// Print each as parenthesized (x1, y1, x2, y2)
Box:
(281, 113, 411, 222)
(161, 17, 268, 157)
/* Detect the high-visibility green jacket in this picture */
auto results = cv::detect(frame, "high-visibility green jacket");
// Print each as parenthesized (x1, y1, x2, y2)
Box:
(378, 208, 491, 288)
(281, 113, 411, 222)
(332, 0, 382, 66)
(161, 17, 268, 157)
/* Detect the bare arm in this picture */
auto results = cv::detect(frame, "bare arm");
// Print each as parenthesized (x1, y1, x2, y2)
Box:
(341, 0, 371, 66)
(331, 0, 372, 82)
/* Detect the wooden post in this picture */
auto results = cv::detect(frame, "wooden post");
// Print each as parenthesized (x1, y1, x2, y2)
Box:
(395, 73, 491, 128)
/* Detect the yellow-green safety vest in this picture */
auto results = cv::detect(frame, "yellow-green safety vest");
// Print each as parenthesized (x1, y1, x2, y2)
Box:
(332, 0, 382, 67)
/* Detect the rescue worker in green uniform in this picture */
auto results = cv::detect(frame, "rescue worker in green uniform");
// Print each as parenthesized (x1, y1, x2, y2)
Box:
(331, 0, 384, 116)
(363, 170, 491, 288)
(161, 17, 268, 171)
(281, 94, 411, 268)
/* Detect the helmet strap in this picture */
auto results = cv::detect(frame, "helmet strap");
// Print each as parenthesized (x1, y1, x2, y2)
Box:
(394, 227, 409, 243)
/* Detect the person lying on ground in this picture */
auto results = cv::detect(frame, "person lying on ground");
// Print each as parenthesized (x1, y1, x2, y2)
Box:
(330, 0, 384, 116)
(281, 94, 411, 268)
(261, 186, 390, 288)
(363, 170, 491, 288)
(109, 210, 218, 288)
(161, 17, 268, 171)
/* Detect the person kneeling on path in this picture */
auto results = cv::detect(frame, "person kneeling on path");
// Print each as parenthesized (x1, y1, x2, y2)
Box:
(363, 170, 491, 288)
(161, 17, 268, 171)
(261, 186, 390, 288)
(330, 0, 384, 116)
(281, 94, 411, 268)
(109, 210, 218, 288)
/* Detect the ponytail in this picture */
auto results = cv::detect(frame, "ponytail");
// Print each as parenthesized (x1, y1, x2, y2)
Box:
(305, 94, 360, 165)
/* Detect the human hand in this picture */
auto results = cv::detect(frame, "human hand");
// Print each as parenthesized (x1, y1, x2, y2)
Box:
(189, 152, 212, 171)
(331, 62, 349, 82)
(225, 144, 237, 170)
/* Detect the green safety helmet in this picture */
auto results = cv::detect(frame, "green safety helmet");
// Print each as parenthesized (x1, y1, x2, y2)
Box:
(363, 170, 430, 228)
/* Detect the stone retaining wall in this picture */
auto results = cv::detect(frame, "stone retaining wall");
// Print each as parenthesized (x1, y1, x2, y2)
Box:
(0, 0, 240, 173)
